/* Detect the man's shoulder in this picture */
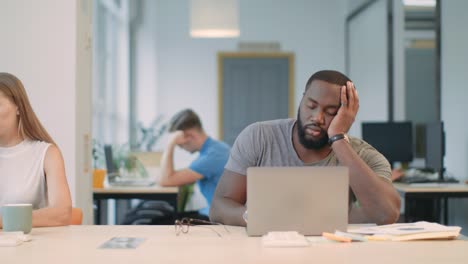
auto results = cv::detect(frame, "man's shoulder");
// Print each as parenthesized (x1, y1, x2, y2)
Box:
(348, 136, 372, 151)
(229, 118, 293, 154)
(257, 118, 294, 126)
(349, 136, 387, 160)
(250, 118, 294, 133)
(209, 137, 231, 151)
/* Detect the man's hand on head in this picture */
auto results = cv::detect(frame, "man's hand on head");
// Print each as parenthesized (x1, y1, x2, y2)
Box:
(169, 131, 187, 145)
(327, 81, 359, 137)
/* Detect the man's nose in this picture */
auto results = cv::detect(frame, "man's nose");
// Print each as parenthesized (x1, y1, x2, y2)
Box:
(311, 109, 325, 125)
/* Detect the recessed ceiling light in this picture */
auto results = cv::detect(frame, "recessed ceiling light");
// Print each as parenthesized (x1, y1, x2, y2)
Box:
(403, 0, 436, 7)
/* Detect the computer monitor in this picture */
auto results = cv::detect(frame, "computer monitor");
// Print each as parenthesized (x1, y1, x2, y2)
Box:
(425, 121, 445, 180)
(104, 145, 117, 174)
(361, 122, 413, 166)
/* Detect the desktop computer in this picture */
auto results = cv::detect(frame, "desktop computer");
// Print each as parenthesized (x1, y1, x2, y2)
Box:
(362, 121, 456, 183)
(425, 121, 456, 182)
(361, 121, 413, 167)
(425, 121, 444, 176)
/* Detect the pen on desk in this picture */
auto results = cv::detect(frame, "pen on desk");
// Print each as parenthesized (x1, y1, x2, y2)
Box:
(322, 232, 352, 243)
(334, 231, 367, 242)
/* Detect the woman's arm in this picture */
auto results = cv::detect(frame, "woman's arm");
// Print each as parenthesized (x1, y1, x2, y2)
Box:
(32, 145, 72, 227)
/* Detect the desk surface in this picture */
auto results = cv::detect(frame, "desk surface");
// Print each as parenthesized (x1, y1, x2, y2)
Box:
(394, 182, 468, 193)
(3, 225, 468, 264)
(93, 166, 177, 194)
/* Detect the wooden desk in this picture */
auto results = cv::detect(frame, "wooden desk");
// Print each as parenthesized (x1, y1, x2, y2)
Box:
(3, 225, 467, 264)
(394, 183, 468, 224)
(93, 185, 178, 225)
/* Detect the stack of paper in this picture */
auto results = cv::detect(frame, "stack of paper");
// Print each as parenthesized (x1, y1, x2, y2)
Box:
(347, 221, 461, 241)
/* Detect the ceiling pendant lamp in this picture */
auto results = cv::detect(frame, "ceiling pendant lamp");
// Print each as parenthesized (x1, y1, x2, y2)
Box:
(190, 0, 240, 38)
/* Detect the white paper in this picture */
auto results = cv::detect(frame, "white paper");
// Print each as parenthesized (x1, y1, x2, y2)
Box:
(348, 221, 461, 235)
(98, 237, 146, 249)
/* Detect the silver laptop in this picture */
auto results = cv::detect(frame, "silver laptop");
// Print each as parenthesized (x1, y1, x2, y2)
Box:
(108, 178, 155, 187)
(246, 167, 349, 236)
(104, 145, 155, 187)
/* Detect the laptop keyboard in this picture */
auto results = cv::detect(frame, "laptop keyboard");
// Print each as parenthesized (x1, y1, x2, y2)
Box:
(109, 180, 155, 187)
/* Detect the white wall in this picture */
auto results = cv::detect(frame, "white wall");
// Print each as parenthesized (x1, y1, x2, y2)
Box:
(75, 0, 93, 224)
(346, 0, 406, 125)
(152, 0, 347, 140)
(0, 0, 77, 194)
(348, 0, 374, 14)
(0, 0, 93, 223)
(441, 0, 468, 229)
(392, 0, 405, 121)
(441, 0, 468, 181)
(133, 0, 159, 128)
(347, 0, 388, 137)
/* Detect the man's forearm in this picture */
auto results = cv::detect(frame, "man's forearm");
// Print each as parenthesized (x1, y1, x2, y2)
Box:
(210, 197, 246, 226)
(159, 143, 176, 185)
(332, 140, 400, 224)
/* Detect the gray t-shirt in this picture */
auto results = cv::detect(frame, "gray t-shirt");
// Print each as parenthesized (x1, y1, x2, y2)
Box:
(225, 118, 391, 181)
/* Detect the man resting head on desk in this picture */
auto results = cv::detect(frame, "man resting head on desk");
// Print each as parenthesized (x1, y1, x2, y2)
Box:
(0, 73, 72, 228)
(159, 109, 230, 217)
(209, 70, 401, 226)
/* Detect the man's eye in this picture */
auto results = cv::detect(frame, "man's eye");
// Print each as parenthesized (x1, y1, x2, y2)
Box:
(326, 110, 338, 116)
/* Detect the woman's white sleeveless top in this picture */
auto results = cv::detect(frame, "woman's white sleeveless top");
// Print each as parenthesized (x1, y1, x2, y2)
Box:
(0, 140, 51, 209)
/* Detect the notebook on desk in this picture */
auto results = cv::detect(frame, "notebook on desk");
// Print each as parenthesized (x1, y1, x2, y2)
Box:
(246, 167, 349, 236)
(104, 145, 155, 187)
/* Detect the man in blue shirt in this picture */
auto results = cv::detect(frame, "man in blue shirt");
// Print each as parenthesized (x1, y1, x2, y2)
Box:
(159, 109, 230, 217)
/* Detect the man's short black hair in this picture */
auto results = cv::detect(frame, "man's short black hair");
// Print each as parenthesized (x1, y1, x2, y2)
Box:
(168, 109, 202, 132)
(305, 70, 352, 91)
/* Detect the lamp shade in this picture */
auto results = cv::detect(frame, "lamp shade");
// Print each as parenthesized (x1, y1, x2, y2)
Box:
(190, 0, 240, 38)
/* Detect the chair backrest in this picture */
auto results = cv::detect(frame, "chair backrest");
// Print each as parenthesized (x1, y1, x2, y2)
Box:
(70, 207, 83, 225)
(177, 183, 195, 212)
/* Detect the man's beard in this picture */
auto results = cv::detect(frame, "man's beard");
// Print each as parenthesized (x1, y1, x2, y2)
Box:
(296, 112, 329, 150)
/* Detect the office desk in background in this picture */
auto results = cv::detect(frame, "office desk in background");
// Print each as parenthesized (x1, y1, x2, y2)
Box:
(3, 225, 468, 264)
(394, 183, 468, 224)
(93, 185, 178, 225)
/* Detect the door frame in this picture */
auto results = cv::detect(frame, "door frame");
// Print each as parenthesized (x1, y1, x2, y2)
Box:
(217, 52, 295, 140)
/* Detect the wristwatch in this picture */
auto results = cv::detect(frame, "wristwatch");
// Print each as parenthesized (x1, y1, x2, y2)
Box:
(328, 133, 350, 145)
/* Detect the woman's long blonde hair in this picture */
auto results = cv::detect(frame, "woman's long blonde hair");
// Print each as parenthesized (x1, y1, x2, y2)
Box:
(0, 72, 55, 145)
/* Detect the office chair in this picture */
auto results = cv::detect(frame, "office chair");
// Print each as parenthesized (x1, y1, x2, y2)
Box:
(121, 201, 175, 225)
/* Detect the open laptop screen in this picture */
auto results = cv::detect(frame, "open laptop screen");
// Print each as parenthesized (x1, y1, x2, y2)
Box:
(104, 145, 117, 175)
(246, 167, 349, 236)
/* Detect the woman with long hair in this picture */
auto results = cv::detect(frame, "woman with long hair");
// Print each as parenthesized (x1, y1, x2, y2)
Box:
(0, 72, 71, 227)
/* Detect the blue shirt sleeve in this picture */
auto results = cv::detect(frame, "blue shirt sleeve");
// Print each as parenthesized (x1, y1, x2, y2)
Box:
(189, 154, 216, 179)
(189, 145, 230, 180)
